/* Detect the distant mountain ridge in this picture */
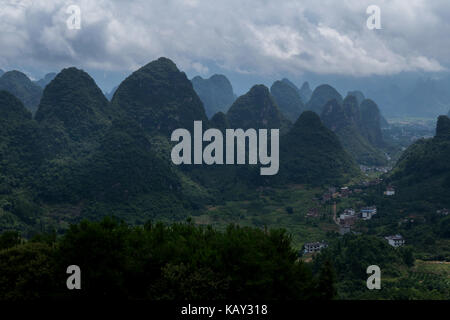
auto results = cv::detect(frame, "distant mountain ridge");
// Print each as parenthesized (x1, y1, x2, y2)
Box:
(305, 84, 388, 165)
(279, 111, 357, 185)
(320, 97, 386, 165)
(105, 86, 118, 101)
(0, 57, 363, 233)
(279, 79, 312, 104)
(34, 73, 57, 88)
(0, 70, 42, 113)
(299, 81, 313, 103)
(191, 74, 236, 118)
(307, 84, 343, 115)
(270, 80, 305, 122)
(227, 84, 290, 132)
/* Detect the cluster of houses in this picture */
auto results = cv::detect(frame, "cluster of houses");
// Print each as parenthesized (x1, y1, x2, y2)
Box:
(301, 182, 406, 256)
(321, 186, 359, 203)
(320, 182, 394, 204)
(302, 233, 405, 256)
(360, 178, 382, 187)
(360, 165, 392, 174)
(436, 208, 449, 216)
(338, 206, 377, 234)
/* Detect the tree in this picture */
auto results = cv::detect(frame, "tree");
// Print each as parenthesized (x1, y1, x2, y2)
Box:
(315, 259, 337, 300)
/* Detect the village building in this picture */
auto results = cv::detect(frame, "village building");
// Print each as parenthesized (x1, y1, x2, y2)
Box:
(384, 186, 395, 196)
(385, 234, 405, 247)
(361, 206, 377, 220)
(339, 209, 357, 229)
(303, 241, 328, 254)
(340, 187, 350, 197)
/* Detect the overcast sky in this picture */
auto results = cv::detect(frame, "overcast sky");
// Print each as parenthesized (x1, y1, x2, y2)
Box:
(1, 0, 449, 92)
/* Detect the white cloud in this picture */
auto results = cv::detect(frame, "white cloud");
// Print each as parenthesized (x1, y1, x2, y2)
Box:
(0, 0, 448, 77)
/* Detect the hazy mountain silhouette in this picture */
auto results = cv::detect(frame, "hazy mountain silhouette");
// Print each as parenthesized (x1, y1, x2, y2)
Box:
(299, 81, 313, 103)
(35, 72, 57, 88)
(321, 96, 386, 165)
(192, 74, 236, 118)
(360, 99, 385, 148)
(306, 84, 343, 115)
(105, 85, 118, 101)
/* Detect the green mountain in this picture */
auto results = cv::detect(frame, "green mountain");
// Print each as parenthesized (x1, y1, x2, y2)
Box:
(227, 85, 290, 131)
(347, 90, 365, 105)
(0, 91, 40, 184)
(0, 90, 31, 123)
(210, 111, 229, 132)
(191, 74, 236, 118)
(359, 99, 385, 148)
(279, 79, 312, 104)
(82, 119, 181, 202)
(388, 115, 450, 206)
(321, 96, 386, 165)
(270, 80, 305, 122)
(35, 67, 111, 144)
(347, 90, 389, 128)
(0, 71, 43, 113)
(278, 111, 357, 185)
(436, 115, 450, 138)
(34, 73, 56, 88)
(111, 57, 208, 136)
(306, 84, 343, 115)
(280, 78, 298, 92)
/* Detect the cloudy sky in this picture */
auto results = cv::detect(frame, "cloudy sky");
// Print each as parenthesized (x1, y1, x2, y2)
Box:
(1, 0, 449, 92)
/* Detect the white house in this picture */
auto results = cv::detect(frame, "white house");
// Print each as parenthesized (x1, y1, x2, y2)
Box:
(384, 187, 395, 196)
(303, 241, 328, 254)
(361, 206, 377, 220)
(385, 235, 405, 247)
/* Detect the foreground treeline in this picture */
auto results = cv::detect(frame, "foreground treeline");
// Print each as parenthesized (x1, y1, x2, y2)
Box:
(0, 218, 335, 301)
(313, 234, 450, 300)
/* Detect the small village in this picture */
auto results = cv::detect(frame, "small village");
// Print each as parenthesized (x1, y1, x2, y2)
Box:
(302, 170, 404, 256)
